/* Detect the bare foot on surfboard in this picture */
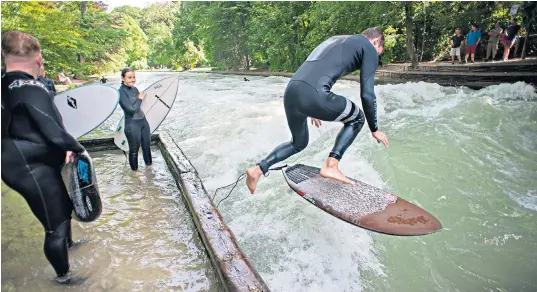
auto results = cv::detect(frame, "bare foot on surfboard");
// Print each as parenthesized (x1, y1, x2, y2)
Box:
(320, 158, 354, 184)
(246, 166, 263, 194)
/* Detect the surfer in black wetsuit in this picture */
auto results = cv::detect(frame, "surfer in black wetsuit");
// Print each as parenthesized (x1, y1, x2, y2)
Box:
(118, 67, 152, 172)
(246, 27, 389, 194)
(1, 31, 87, 284)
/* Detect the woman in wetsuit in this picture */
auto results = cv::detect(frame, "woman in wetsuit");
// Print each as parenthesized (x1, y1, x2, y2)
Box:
(1, 31, 87, 284)
(118, 68, 152, 172)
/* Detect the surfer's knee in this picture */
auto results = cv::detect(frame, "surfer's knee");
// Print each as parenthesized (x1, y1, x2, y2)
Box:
(291, 139, 308, 153)
(45, 219, 70, 245)
(345, 108, 365, 130)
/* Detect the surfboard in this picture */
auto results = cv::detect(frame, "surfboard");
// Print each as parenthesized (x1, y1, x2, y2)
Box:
(283, 164, 442, 236)
(114, 76, 179, 152)
(54, 84, 119, 138)
(61, 152, 103, 222)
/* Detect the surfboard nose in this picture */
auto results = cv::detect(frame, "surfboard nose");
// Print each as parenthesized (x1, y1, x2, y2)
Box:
(359, 197, 442, 236)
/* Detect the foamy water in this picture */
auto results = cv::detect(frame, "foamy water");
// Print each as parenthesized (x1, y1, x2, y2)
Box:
(95, 72, 536, 292)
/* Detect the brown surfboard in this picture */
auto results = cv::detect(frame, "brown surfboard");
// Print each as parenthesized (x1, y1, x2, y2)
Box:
(282, 164, 442, 236)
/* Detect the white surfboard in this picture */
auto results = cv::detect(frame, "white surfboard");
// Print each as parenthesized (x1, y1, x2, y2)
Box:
(114, 75, 179, 152)
(54, 84, 119, 138)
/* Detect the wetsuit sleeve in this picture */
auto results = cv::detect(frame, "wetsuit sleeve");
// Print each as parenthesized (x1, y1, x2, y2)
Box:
(119, 88, 142, 115)
(23, 89, 85, 153)
(359, 49, 379, 132)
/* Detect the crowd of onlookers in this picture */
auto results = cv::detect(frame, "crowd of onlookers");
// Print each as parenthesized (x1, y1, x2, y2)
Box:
(448, 18, 522, 64)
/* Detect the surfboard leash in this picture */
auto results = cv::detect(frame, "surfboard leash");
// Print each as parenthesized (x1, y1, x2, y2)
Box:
(212, 164, 288, 208)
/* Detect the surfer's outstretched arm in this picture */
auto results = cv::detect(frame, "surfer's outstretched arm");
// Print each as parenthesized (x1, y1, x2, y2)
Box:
(359, 51, 388, 148)
(22, 87, 85, 153)
(359, 52, 379, 133)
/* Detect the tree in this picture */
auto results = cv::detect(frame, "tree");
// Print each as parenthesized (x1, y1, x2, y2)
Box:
(405, 2, 418, 68)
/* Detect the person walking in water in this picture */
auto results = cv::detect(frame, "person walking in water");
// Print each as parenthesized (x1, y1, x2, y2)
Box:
(246, 27, 389, 194)
(118, 67, 152, 173)
(1, 30, 88, 284)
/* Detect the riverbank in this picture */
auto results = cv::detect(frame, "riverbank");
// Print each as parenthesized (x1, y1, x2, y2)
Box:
(186, 59, 537, 90)
(55, 79, 90, 93)
(187, 68, 408, 86)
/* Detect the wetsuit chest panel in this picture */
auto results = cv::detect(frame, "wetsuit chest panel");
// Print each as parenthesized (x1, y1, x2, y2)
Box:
(120, 85, 144, 120)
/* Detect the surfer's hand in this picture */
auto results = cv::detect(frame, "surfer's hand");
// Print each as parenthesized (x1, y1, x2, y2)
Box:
(138, 93, 146, 100)
(65, 151, 75, 164)
(372, 131, 389, 148)
(311, 118, 322, 128)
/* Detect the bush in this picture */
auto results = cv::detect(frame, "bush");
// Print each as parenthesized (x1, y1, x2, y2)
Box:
(130, 60, 149, 70)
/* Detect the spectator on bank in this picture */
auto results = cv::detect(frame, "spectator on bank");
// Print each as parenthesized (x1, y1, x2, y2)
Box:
(449, 28, 464, 64)
(465, 24, 481, 63)
(56, 70, 72, 84)
(484, 22, 503, 62)
(37, 63, 57, 95)
(501, 18, 521, 61)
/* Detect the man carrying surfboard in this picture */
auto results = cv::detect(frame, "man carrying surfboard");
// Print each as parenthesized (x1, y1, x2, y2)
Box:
(1, 31, 88, 284)
(247, 27, 389, 194)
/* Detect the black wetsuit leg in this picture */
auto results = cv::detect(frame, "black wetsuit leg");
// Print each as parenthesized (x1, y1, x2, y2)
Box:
(125, 118, 152, 170)
(1, 140, 73, 277)
(257, 80, 365, 174)
(125, 119, 142, 170)
(140, 118, 152, 166)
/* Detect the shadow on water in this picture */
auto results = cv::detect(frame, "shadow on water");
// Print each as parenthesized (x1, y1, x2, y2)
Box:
(1, 148, 221, 292)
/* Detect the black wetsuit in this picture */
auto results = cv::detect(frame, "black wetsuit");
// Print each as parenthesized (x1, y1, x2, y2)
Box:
(258, 34, 379, 174)
(37, 76, 57, 95)
(1, 71, 86, 278)
(118, 83, 152, 170)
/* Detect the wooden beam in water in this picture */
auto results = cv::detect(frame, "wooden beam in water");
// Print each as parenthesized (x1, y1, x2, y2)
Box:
(78, 134, 160, 152)
(158, 132, 270, 292)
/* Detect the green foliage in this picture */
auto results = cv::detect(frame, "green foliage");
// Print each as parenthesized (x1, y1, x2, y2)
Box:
(2, 1, 533, 75)
(130, 59, 149, 70)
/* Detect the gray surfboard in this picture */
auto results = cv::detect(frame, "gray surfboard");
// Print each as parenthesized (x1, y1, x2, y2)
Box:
(54, 84, 119, 138)
(283, 164, 442, 236)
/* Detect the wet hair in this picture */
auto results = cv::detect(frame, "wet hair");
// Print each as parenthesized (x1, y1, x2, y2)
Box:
(1, 30, 40, 58)
(121, 67, 134, 78)
(362, 27, 385, 47)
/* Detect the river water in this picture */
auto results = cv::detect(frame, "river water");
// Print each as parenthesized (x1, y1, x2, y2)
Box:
(4, 71, 536, 291)
(101, 71, 537, 292)
(99, 71, 537, 292)
(1, 149, 220, 291)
